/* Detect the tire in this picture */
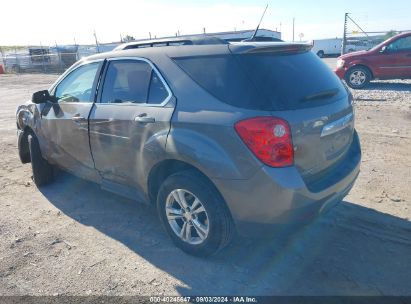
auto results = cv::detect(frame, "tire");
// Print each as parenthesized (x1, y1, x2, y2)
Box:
(317, 50, 324, 58)
(157, 170, 234, 257)
(18, 131, 31, 164)
(344, 66, 371, 89)
(28, 134, 54, 187)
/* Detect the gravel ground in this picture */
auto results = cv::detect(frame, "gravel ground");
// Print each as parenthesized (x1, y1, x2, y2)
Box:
(0, 69, 410, 296)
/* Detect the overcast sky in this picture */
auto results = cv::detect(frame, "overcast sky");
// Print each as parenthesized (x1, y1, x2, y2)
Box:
(0, 0, 410, 45)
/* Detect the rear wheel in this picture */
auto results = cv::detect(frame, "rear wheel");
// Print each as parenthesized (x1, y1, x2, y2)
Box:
(345, 66, 371, 89)
(28, 134, 54, 187)
(157, 170, 234, 257)
(317, 50, 325, 58)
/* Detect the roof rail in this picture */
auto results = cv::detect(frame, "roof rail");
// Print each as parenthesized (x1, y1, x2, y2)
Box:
(229, 42, 313, 55)
(114, 36, 228, 51)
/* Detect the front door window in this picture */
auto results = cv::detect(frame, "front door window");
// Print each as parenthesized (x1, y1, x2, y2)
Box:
(55, 62, 100, 103)
(386, 36, 411, 53)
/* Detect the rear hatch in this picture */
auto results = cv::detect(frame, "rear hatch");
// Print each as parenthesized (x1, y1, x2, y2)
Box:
(173, 43, 355, 184)
(230, 44, 355, 183)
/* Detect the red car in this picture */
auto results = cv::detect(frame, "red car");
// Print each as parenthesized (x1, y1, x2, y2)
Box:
(335, 32, 411, 89)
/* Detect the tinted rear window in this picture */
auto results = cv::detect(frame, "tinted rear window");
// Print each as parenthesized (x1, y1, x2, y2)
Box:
(173, 51, 347, 111)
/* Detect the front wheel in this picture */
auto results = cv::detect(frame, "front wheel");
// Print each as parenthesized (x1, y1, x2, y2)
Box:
(157, 171, 234, 257)
(28, 134, 54, 187)
(345, 66, 371, 89)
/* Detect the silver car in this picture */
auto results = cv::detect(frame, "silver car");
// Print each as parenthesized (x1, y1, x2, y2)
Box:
(16, 37, 361, 256)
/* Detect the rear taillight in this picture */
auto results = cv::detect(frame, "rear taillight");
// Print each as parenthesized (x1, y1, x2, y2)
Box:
(234, 117, 294, 167)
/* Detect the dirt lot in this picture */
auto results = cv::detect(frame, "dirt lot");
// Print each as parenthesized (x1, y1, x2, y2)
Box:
(0, 68, 410, 296)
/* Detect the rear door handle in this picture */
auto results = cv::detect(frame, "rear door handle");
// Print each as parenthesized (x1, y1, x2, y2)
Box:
(71, 114, 87, 123)
(134, 114, 155, 123)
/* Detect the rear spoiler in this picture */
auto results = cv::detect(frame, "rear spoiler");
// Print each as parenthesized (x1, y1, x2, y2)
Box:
(229, 42, 314, 55)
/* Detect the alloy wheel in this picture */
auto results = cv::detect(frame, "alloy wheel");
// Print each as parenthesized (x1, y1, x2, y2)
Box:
(349, 70, 366, 86)
(165, 189, 209, 245)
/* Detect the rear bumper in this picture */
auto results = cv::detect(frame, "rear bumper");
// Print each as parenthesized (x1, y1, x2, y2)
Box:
(212, 131, 361, 237)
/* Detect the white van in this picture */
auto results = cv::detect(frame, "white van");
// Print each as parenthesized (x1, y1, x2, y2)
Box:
(311, 38, 342, 57)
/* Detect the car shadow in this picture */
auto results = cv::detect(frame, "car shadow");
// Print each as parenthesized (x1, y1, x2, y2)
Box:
(39, 172, 411, 296)
(360, 81, 411, 92)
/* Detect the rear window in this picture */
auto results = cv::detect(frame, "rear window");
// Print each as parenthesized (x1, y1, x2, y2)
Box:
(173, 51, 347, 111)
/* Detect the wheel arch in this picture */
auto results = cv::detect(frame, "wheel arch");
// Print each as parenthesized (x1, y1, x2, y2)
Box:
(148, 159, 210, 203)
(147, 159, 233, 219)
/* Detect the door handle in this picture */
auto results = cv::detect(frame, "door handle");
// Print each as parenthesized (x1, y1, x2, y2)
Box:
(71, 114, 87, 123)
(90, 118, 114, 125)
(134, 114, 155, 123)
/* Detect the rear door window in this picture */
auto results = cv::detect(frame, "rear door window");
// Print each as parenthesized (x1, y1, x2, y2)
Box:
(100, 59, 169, 104)
(173, 51, 347, 111)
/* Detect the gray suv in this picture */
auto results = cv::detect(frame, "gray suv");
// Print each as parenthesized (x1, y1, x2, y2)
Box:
(16, 37, 361, 256)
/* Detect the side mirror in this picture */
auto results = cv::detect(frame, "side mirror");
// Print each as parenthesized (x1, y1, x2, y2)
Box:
(380, 46, 388, 53)
(32, 90, 55, 104)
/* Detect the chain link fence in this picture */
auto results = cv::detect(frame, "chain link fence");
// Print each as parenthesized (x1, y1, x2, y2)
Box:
(0, 44, 118, 74)
(342, 13, 410, 54)
(344, 31, 394, 54)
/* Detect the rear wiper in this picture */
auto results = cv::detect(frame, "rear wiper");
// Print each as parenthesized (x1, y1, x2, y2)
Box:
(301, 88, 339, 102)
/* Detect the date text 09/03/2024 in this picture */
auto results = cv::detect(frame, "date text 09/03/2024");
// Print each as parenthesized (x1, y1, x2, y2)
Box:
(149, 296, 258, 303)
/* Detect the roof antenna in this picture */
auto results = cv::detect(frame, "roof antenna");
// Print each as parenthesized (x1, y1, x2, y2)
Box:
(244, 4, 268, 42)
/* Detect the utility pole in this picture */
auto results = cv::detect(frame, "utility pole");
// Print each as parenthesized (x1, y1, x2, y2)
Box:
(55, 40, 63, 73)
(40, 42, 45, 73)
(342, 13, 348, 55)
(93, 30, 100, 53)
(74, 37, 78, 61)
(292, 18, 295, 42)
(14, 47, 19, 74)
